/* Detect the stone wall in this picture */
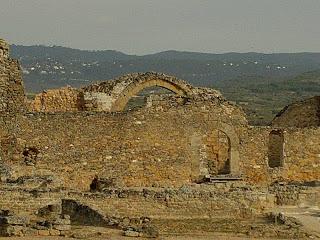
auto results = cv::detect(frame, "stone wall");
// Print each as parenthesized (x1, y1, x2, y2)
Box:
(1, 101, 246, 190)
(0, 39, 26, 115)
(0, 102, 318, 191)
(272, 96, 320, 128)
(0, 185, 274, 221)
(241, 126, 320, 185)
(29, 86, 85, 112)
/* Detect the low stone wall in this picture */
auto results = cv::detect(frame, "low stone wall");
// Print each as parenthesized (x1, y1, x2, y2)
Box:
(0, 185, 274, 219)
(0, 185, 317, 238)
(29, 86, 85, 112)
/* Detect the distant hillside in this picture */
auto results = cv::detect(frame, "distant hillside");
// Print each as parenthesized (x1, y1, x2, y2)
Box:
(219, 70, 320, 125)
(10, 45, 320, 125)
(11, 45, 320, 91)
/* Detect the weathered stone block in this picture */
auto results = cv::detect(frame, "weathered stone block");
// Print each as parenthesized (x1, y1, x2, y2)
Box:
(0, 216, 29, 225)
(49, 229, 60, 236)
(124, 229, 140, 237)
(0, 225, 25, 237)
(53, 224, 71, 231)
(38, 229, 50, 236)
(53, 217, 71, 225)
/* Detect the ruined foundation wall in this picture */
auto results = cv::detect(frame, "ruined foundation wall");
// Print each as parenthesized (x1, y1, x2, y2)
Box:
(0, 186, 274, 220)
(29, 87, 85, 112)
(0, 185, 318, 223)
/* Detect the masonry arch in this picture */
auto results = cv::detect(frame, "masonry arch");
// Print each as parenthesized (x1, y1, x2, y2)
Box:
(216, 123, 240, 175)
(204, 129, 231, 175)
(111, 78, 189, 111)
(208, 122, 240, 175)
(82, 72, 194, 112)
(195, 123, 241, 180)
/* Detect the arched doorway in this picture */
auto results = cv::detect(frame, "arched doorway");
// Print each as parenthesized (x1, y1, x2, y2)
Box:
(268, 130, 284, 168)
(204, 129, 231, 175)
(194, 123, 240, 180)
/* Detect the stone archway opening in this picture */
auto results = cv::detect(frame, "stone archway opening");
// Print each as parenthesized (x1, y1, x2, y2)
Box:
(110, 78, 189, 112)
(204, 129, 231, 175)
(268, 130, 284, 168)
(82, 73, 196, 112)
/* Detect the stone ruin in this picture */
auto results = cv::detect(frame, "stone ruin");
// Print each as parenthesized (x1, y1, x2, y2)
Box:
(0, 38, 319, 238)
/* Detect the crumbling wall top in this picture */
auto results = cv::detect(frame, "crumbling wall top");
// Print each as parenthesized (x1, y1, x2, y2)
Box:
(0, 39, 9, 60)
(272, 96, 320, 128)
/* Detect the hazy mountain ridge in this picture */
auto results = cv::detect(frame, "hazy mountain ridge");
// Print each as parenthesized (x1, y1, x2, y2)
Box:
(11, 45, 320, 91)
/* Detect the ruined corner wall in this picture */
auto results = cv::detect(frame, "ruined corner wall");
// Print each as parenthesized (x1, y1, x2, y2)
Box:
(0, 39, 26, 115)
(29, 87, 85, 112)
(272, 96, 320, 128)
(242, 126, 320, 184)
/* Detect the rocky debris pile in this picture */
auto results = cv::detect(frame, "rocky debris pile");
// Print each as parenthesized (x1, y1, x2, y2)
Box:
(33, 214, 71, 237)
(189, 86, 223, 101)
(29, 86, 85, 112)
(23, 146, 39, 166)
(123, 225, 159, 238)
(35, 204, 71, 236)
(262, 212, 318, 239)
(0, 206, 71, 237)
(122, 217, 158, 238)
(90, 176, 117, 191)
(0, 210, 29, 237)
(268, 212, 302, 227)
(6, 175, 57, 189)
(145, 94, 187, 109)
(0, 163, 11, 182)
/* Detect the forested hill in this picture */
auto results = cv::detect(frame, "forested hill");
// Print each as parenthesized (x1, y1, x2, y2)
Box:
(10, 45, 320, 125)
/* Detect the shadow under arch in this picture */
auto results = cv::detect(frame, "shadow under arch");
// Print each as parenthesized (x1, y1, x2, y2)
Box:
(61, 199, 114, 227)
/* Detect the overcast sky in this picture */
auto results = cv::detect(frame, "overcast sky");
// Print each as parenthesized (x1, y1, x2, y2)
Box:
(0, 0, 320, 54)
